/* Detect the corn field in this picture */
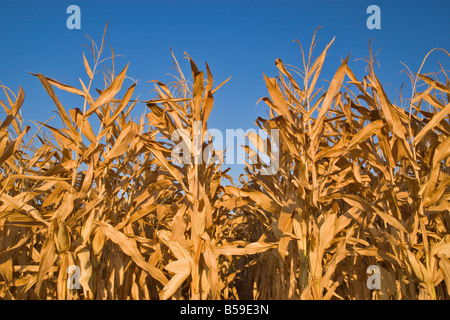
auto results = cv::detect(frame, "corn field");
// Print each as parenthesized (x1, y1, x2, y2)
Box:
(0, 29, 449, 300)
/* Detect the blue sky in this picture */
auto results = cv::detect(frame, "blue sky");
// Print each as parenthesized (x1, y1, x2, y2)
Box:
(1, 0, 450, 181)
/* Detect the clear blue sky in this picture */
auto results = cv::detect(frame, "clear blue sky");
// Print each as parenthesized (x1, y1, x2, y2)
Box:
(1, 0, 450, 181)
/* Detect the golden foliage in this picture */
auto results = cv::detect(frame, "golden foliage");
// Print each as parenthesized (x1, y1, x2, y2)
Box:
(0, 29, 449, 300)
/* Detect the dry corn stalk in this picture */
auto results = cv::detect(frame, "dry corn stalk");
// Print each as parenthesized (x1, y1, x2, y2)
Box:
(0, 28, 449, 300)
